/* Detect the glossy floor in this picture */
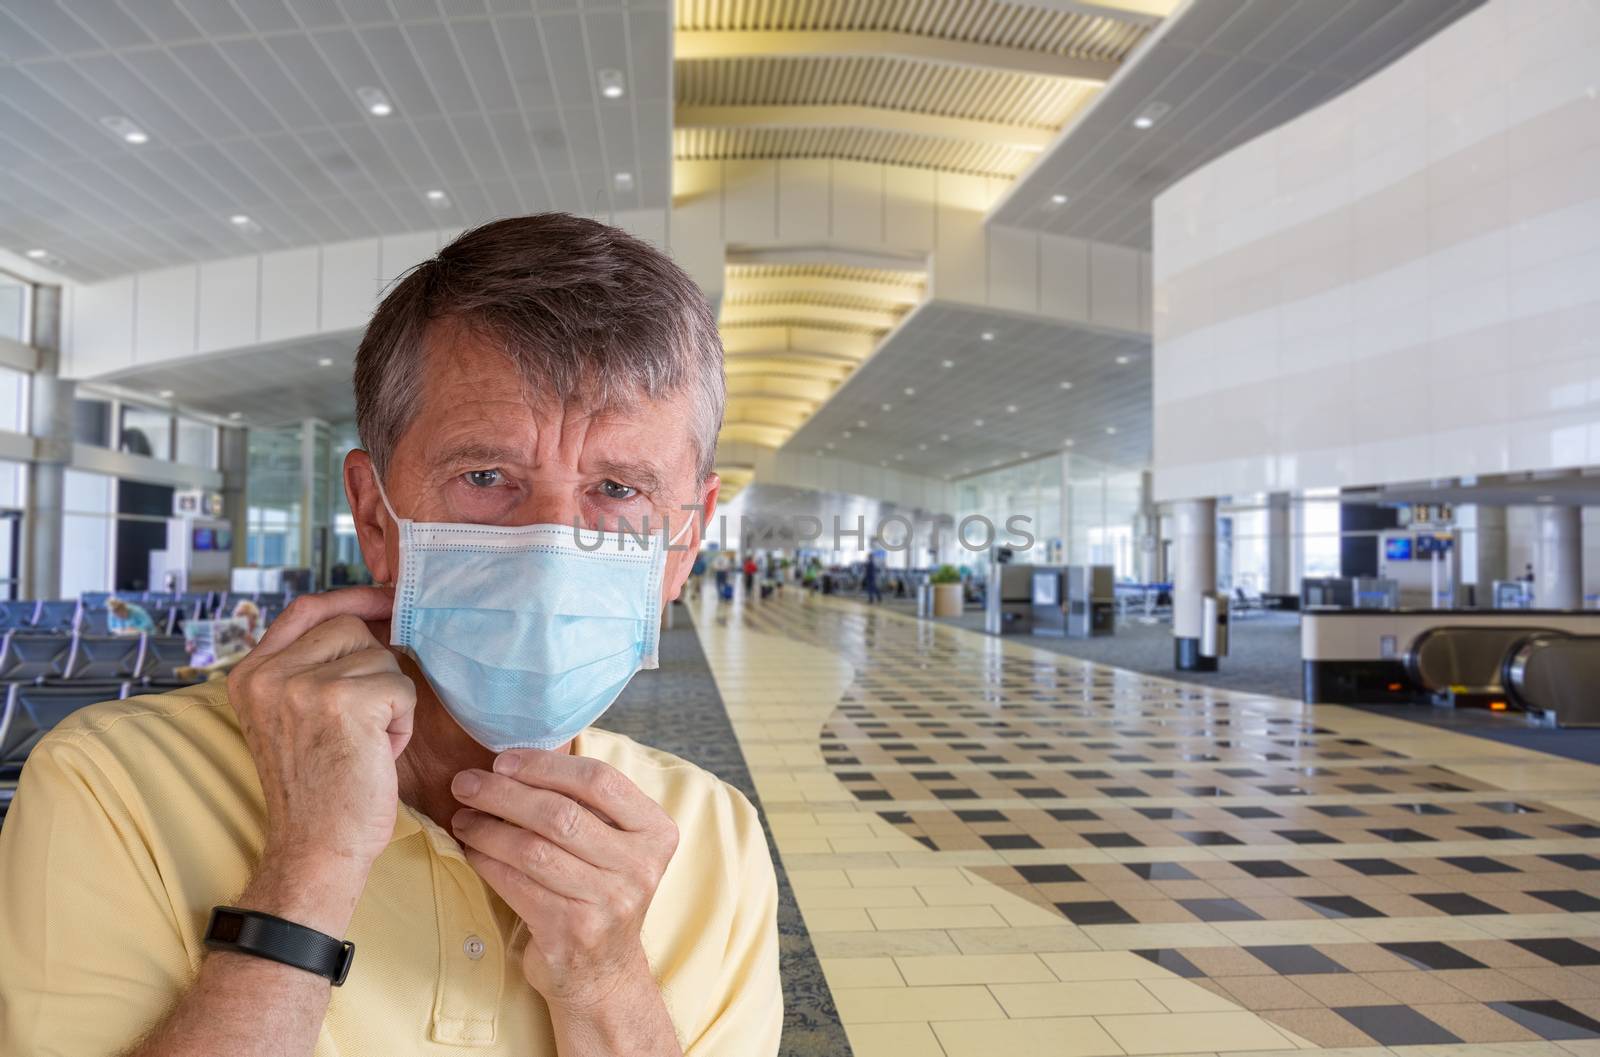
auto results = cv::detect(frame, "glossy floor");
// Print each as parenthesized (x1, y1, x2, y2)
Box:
(690, 590, 1600, 1057)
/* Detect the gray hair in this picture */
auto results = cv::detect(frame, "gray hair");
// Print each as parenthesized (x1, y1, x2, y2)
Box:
(354, 213, 725, 484)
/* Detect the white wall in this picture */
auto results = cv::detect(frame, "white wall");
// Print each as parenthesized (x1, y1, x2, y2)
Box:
(62, 210, 670, 380)
(1151, 0, 1600, 502)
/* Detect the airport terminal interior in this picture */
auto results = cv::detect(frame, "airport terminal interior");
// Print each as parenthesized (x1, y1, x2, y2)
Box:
(2, 0, 1600, 1054)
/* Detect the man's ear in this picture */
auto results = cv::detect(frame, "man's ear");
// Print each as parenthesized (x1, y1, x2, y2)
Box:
(661, 473, 721, 603)
(343, 450, 396, 584)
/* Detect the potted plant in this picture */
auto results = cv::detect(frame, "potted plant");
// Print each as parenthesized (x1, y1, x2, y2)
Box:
(929, 564, 964, 617)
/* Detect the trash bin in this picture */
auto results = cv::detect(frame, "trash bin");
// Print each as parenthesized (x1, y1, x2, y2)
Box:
(1200, 592, 1229, 659)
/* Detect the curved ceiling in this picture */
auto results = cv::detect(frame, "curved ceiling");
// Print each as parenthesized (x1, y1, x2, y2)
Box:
(714, 260, 925, 500)
(673, 0, 1165, 179)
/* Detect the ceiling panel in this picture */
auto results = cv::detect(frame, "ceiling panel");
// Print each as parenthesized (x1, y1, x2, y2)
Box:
(0, 0, 672, 281)
(784, 302, 1151, 481)
(989, 0, 1486, 246)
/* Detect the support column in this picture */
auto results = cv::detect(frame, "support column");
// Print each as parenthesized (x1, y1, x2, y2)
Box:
(1058, 452, 1074, 566)
(1466, 504, 1507, 607)
(24, 284, 69, 601)
(219, 426, 249, 569)
(1172, 497, 1217, 671)
(1266, 492, 1292, 596)
(1134, 470, 1158, 583)
(1534, 505, 1582, 610)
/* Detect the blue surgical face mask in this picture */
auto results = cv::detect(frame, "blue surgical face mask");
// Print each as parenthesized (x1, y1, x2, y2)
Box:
(374, 475, 691, 751)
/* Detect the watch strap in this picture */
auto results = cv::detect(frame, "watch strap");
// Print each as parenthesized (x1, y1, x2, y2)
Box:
(204, 906, 355, 986)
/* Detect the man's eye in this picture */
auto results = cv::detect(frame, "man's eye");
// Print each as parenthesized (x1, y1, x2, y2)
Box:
(600, 479, 637, 500)
(464, 469, 503, 488)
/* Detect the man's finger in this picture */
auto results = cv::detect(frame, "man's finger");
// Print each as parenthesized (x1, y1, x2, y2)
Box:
(489, 751, 662, 834)
(250, 587, 395, 661)
(451, 809, 597, 900)
(451, 771, 625, 870)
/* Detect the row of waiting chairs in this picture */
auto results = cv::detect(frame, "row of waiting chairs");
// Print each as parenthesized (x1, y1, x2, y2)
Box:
(0, 592, 294, 633)
(0, 629, 193, 686)
(0, 681, 137, 824)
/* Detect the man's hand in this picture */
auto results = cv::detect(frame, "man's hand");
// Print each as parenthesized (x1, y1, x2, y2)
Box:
(449, 750, 680, 1014)
(227, 587, 415, 933)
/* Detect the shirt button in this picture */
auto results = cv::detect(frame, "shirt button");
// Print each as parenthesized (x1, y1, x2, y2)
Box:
(463, 935, 486, 960)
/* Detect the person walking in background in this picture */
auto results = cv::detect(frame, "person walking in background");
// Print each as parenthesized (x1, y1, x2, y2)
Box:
(713, 550, 731, 598)
(690, 550, 707, 601)
(742, 554, 758, 597)
(862, 558, 882, 605)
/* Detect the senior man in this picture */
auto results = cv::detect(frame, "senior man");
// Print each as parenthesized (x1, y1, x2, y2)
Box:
(0, 214, 780, 1057)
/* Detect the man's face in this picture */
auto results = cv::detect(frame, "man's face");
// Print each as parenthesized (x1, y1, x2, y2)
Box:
(346, 321, 718, 603)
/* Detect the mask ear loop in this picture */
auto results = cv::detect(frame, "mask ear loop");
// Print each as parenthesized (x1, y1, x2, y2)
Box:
(368, 465, 405, 589)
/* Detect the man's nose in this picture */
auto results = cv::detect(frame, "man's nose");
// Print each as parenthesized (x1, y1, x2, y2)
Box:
(516, 495, 583, 527)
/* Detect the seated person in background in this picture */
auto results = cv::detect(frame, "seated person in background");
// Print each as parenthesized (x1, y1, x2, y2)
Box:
(0, 213, 780, 1057)
(106, 596, 156, 636)
(233, 599, 267, 644)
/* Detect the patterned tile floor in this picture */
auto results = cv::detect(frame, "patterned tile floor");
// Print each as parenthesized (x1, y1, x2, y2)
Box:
(690, 590, 1600, 1057)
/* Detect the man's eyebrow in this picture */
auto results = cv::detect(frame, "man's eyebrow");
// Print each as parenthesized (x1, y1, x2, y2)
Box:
(593, 458, 666, 494)
(431, 442, 527, 468)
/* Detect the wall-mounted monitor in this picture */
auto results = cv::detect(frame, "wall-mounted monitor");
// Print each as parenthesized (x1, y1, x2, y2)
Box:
(1384, 537, 1412, 561)
(193, 527, 216, 551)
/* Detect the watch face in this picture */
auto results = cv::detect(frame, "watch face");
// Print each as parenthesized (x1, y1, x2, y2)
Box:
(210, 912, 244, 943)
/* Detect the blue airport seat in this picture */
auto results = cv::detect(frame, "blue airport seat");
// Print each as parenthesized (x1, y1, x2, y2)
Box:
(80, 591, 112, 610)
(63, 634, 144, 681)
(33, 600, 80, 631)
(0, 631, 70, 684)
(138, 636, 194, 684)
(76, 608, 110, 636)
(0, 681, 130, 783)
(0, 602, 39, 630)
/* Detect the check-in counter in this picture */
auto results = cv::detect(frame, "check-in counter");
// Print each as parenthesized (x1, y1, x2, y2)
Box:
(1301, 608, 1600, 703)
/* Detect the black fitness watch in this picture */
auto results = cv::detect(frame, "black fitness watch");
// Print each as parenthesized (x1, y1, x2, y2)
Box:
(204, 906, 356, 986)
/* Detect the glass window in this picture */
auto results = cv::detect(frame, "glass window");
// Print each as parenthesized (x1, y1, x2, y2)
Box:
(119, 405, 172, 460)
(62, 470, 116, 599)
(176, 416, 216, 467)
(64, 468, 114, 514)
(74, 398, 112, 447)
(0, 459, 25, 509)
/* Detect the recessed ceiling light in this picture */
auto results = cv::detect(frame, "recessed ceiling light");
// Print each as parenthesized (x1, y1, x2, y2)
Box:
(425, 189, 449, 206)
(25, 248, 48, 260)
(903, 387, 915, 396)
(857, 419, 867, 428)
(842, 430, 853, 438)
(1132, 101, 1171, 130)
(317, 357, 334, 368)
(895, 454, 905, 461)
(1106, 426, 1117, 435)
(1050, 193, 1069, 205)
(992, 459, 1002, 466)
(880, 459, 888, 467)
(598, 69, 626, 99)
(939, 433, 949, 442)
(826, 442, 835, 449)
(1006, 404, 1018, 413)
(228, 411, 243, 420)
(1115, 354, 1132, 365)
(941, 359, 955, 368)
(918, 443, 927, 451)
(880, 402, 892, 412)
(980, 331, 994, 342)
(357, 86, 393, 116)
(613, 171, 634, 192)
(1064, 438, 1075, 447)
(157, 389, 174, 399)
(815, 449, 824, 457)
(1060, 380, 1073, 389)
(100, 115, 148, 144)
(1020, 451, 1030, 458)
(973, 418, 984, 426)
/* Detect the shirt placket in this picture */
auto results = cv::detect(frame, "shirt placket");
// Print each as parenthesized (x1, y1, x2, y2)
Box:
(420, 817, 507, 1046)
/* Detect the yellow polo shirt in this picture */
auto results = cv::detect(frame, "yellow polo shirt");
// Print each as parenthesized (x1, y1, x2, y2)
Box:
(0, 680, 781, 1056)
